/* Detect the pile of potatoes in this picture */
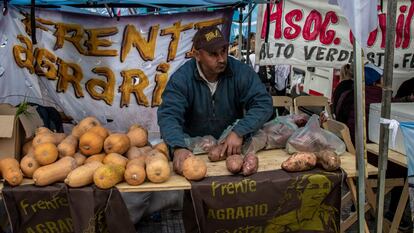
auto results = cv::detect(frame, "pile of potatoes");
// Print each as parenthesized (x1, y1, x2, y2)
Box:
(0, 116, 172, 189)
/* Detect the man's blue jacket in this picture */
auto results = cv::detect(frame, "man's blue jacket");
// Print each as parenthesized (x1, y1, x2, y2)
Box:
(157, 56, 273, 149)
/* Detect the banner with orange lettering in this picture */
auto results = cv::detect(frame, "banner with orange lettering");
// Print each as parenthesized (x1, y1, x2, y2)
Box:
(0, 7, 232, 132)
(257, 0, 414, 73)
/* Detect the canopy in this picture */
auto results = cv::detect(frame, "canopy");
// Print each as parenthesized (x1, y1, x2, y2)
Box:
(6, 0, 246, 7)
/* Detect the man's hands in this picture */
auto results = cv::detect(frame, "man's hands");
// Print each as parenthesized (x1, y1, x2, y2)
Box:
(173, 148, 192, 175)
(220, 131, 243, 157)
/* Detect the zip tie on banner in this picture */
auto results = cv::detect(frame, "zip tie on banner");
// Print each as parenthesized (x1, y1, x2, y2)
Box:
(379, 118, 400, 148)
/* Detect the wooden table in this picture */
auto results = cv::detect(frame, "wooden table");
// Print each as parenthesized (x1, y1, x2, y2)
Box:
(198, 149, 378, 178)
(0, 169, 192, 193)
(0, 149, 375, 193)
(367, 143, 408, 233)
(367, 143, 407, 167)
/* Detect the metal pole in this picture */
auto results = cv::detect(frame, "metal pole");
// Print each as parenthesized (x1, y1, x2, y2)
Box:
(352, 39, 366, 233)
(30, 0, 37, 44)
(238, 7, 243, 61)
(376, 0, 398, 232)
(246, 2, 252, 66)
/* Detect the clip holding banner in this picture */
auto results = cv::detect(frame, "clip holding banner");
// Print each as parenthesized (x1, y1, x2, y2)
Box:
(379, 117, 400, 148)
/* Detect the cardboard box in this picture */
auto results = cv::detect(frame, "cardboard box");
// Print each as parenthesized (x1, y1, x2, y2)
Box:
(0, 104, 43, 160)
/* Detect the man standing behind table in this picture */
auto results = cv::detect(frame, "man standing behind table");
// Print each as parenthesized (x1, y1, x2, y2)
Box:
(157, 25, 273, 173)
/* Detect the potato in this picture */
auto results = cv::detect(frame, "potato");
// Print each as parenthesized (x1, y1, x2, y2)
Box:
(281, 152, 317, 172)
(242, 153, 259, 176)
(225, 154, 243, 174)
(315, 150, 341, 171)
(208, 144, 226, 162)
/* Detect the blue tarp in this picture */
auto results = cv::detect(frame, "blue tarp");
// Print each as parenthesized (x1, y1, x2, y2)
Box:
(400, 122, 414, 176)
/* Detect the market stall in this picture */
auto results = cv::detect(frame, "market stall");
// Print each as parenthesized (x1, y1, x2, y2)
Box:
(1, 148, 375, 233)
(0, 0, 412, 232)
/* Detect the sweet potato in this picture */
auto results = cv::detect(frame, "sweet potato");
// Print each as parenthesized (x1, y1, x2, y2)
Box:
(225, 154, 243, 174)
(281, 152, 317, 172)
(242, 153, 259, 176)
(315, 150, 341, 171)
(208, 144, 226, 162)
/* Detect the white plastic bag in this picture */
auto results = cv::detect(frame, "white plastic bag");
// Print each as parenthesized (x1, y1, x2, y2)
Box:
(287, 115, 346, 155)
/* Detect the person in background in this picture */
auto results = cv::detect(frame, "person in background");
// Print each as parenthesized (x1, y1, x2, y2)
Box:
(331, 63, 353, 117)
(229, 34, 245, 59)
(334, 63, 383, 143)
(334, 63, 412, 231)
(394, 77, 414, 102)
(247, 32, 260, 73)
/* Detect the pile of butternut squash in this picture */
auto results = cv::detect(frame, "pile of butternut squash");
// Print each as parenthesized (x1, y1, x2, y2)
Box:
(0, 116, 172, 189)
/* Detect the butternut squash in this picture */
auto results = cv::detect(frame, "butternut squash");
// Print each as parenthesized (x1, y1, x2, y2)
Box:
(73, 152, 87, 166)
(22, 140, 33, 155)
(129, 124, 145, 131)
(20, 153, 40, 178)
(126, 146, 151, 160)
(71, 116, 101, 138)
(145, 152, 170, 183)
(182, 156, 207, 181)
(124, 159, 146, 186)
(104, 134, 130, 154)
(32, 133, 56, 146)
(35, 127, 52, 135)
(57, 135, 78, 158)
(0, 157, 23, 186)
(79, 131, 104, 155)
(147, 150, 168, 162)
(153, 142, 168, 158)
(103, 153, 128, 168)
(87, 125, 109, 139)
(93, 164, 125, 189)
(34, 142, 59, 165)
(84, 153, 106, 164)
(71, 125, 83, 138)
(54, 133, 67, 144)
(127, 125, 148, 147)
(33, 157, 78, 186)
(65, 161, 103, 187)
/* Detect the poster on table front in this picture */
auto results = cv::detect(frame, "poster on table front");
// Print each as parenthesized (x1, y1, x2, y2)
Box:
(0, 6, 232, 133)
(256, 0, 414, 73)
